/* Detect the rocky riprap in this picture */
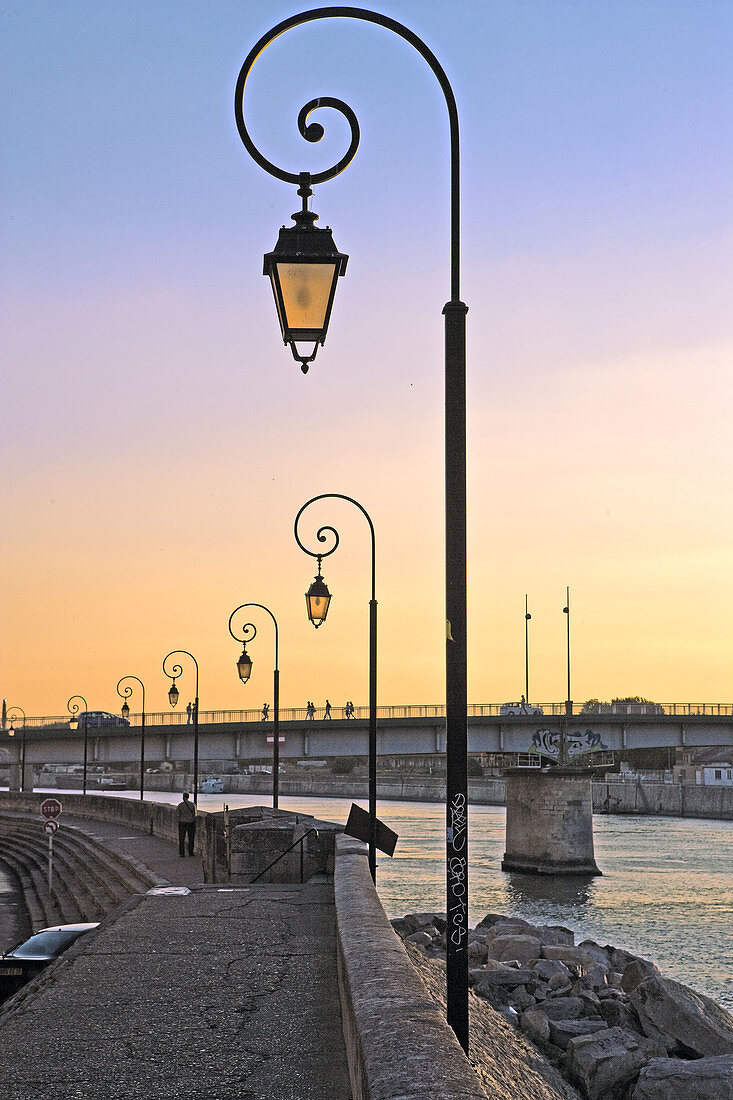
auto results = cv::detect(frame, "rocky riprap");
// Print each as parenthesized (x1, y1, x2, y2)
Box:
(391, 912, 733, 1100)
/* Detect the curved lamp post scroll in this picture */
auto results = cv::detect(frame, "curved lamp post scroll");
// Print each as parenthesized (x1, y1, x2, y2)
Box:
(228, 604, 281, 809)
(294, 493, 377, 883)
(7, 707, 27, 792)
(67, 695, 89, 795)
(237, 9, 468, 1048)
(116, 676, 146, 801)
(163, 651, 199, 806)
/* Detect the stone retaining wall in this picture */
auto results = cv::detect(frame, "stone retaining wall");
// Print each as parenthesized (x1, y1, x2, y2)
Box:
(333, 833, 488, 1099)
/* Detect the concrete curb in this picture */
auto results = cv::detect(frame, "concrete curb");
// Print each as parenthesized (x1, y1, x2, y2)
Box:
(334, 834, 487, 1100)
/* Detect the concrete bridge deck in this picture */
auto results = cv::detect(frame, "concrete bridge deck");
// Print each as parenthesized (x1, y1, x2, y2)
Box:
(0, 813, 352, 1100)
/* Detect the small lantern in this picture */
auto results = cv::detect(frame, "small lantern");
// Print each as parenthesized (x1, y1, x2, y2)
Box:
(8, 725, 15, 737)
(69, 714, 79, 731)
(121, 701, 130, 720)
(237, 645, 253, 684)
(306, 559, 332, 628)
(264, 177, 347, 374)
(168, 680, 180, 708)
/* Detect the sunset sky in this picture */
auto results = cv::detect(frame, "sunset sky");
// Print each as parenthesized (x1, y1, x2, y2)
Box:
(2, 1, 731, 719)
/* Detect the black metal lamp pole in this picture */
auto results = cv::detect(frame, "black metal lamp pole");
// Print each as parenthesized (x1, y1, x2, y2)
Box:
(235, 8, 468, 1049)
(163, 651, 199, 806)
(7, 707, 26, 792)
(295, 494, 378, 882)
(228, 604, 280, 809)
(67, 695, 89, 795)
(116, 676, 146, 800)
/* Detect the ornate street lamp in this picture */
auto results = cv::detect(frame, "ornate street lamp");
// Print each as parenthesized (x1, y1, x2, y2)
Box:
(235, 9, 469, 1047)
(67, 695, 89, 795)
(116, 676, 146, 801)
(7, 707, 27, 792)
(228, 604, 281, 808)
(163, 651, 199, 805)
(264, 174, 348, 373)
(305, 558, 332, 627)
(294, 493, 378, 883)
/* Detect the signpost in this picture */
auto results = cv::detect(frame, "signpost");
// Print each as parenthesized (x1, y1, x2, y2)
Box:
(40, 798, 62, 892)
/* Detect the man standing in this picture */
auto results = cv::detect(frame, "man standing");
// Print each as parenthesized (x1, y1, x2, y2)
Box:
(176, 791, 196, 857)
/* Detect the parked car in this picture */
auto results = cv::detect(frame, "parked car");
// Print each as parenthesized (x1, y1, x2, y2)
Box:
(0, 923, 99, 1002)
(74, 711, 129, 727)
(199, 777, 224, 793)
(500, 701, 544, 716)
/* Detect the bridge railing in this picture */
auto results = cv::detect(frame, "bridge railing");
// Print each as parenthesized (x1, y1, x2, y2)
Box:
(9, 701, 733, 730)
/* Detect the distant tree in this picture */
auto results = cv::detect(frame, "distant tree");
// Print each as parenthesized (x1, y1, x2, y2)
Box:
(581, 696, 664, 715)
(330, 756, 355, 775)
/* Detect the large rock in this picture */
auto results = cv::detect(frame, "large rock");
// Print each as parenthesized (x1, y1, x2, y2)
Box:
(541, 996, 588, 1021)
(549, 1018, 608, 1049)
(630, 975, 733, 1057)
(488, 933, 543, 965)
(568, 1027, 664, 1100)
(519, 1007, 551, 1044)
(470, 968, 534, 996)
(632, 1055, 733, 1099)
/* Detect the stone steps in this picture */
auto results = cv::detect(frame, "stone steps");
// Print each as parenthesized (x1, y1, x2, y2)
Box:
(0, 818, 159, 931)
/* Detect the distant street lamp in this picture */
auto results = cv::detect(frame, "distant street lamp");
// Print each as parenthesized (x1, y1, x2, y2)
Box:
(228, 603, 281, 809)
(294, 493, 378, 883)
(67, 695, 89, 794)
(116, 675, 146, 801)
(7, 707, 27, 792)
(235, 8, 469, 1049)
(163, 651, 199, 806)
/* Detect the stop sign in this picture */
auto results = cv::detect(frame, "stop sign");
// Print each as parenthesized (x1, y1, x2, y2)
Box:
(41, 798, 63, 820)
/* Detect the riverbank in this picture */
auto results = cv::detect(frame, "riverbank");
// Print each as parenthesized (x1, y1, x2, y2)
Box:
(56, 771, 730, 821)
(395, 911, 733, 1100)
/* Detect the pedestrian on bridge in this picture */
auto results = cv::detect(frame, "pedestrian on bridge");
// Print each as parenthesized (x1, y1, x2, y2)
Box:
(324, 699, 332, 719)
(176, 792, 196, 857)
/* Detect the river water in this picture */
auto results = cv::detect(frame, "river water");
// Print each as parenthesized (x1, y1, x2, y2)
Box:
(9, 790, 733, 1009)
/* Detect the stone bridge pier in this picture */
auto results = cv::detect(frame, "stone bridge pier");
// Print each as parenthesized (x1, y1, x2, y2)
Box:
(502, 767, 601, 875)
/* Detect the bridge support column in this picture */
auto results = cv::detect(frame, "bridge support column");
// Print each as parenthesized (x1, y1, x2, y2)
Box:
(502, 767, 601, 875)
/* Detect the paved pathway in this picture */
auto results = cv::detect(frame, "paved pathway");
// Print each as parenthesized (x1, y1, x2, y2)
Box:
(0, 812, 352, 1100)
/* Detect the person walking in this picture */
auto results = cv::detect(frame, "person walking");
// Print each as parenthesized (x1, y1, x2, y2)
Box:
(261, 703, 269, 721)
(324, 699, 332, 719)
(176, 791, 196, 857)
(306, 701, 315, 720)
(186, 702, 192, 724)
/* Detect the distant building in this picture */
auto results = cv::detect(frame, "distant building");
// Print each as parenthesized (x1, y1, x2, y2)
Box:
(673, 747, 733, 786)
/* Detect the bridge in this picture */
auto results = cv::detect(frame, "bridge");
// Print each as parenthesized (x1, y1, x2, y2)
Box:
(5, 703, 733, 774)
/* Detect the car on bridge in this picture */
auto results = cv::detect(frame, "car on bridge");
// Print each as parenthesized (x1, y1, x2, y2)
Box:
(74, 711, 130, 727)
(0, 923, 99, 1002)
(500, 701, 544, 716)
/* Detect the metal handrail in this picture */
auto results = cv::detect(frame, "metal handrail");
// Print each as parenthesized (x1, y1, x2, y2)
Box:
(13, 702, 733, 728)
(249, 827, 319, 884)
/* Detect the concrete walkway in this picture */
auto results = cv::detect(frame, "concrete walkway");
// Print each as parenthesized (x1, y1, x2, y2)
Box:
(0, 813, 352, 1100)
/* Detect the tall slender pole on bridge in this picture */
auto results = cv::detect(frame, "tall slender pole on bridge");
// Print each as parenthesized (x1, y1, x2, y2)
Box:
(235, 8, 469, 1050)
(525, 595, 531, 705)
(228, 603, 280, 809)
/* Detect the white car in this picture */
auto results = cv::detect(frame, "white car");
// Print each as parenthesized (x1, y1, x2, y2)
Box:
(199, 777, 224, 793)
(500, 701, 544, 716)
